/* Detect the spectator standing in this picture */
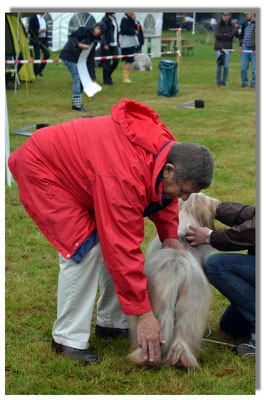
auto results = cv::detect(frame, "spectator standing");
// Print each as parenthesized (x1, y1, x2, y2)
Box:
(101, 13, 120, 85)
(60, 22, 106, 112)
(214, 13, 235, 86)
(119, 13, 139, 83)
(186, 202, 255, 357)
(28, 13, 50, 77)
(133, 14, 144, 53)
(240, 12, 256, 88)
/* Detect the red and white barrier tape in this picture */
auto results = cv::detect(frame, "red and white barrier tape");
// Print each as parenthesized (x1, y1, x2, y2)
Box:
(222, 49, 256, 54)
(5, 50, 182, 65)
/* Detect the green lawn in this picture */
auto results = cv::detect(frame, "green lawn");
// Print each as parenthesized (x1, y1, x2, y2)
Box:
(5, 32, 256, 395)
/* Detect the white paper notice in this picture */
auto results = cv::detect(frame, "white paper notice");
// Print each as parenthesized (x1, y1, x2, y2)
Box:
(77, 46, 102, 98)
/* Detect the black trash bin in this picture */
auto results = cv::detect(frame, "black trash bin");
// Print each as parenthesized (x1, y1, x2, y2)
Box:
(158, 59, 179, 97)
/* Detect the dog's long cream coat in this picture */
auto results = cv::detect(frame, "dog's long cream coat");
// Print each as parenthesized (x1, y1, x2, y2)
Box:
(127, 193, 220, 368)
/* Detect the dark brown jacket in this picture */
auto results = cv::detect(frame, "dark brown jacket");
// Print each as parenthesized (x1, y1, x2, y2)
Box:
(214, 19, 235, 50)
(210, 202, 255, 255)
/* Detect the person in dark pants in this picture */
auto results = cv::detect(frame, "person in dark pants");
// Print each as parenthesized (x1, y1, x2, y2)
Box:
(186, 202, 255, 357)
(133, 14, 144, 53)
(28, 13, 50, 77)
(101, 13, 119, 85)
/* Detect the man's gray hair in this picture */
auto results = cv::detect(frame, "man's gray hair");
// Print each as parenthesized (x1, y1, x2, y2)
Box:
(166, 142, 214, 190)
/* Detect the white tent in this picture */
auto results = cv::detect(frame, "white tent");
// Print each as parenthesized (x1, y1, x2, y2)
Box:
(22, 12, 163, 56)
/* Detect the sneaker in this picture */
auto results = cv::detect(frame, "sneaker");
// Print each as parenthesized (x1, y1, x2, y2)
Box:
(123, 78, 132, 83)
(233, 339, 255, 357)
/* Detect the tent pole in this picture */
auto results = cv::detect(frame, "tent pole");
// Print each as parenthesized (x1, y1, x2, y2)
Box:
(5, 91, 13, 187)
(14, 13, 20, 94)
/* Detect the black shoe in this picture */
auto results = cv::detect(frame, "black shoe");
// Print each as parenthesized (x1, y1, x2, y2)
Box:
(95, 324, 129, 339)
(233, 339, 255, 357)
(72, 106, 89, 112)
(39, 72, 44, 77)
(52, 338, 98, 363)
(103, 81, 113, 86)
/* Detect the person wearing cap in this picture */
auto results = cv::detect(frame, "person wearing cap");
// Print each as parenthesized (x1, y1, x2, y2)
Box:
(239, 12, 256, 88)
(214, 13, 235, 86)
(186, 202, 255, 357)
(8, 98, 214, 364)
(60, 22, 106, 111)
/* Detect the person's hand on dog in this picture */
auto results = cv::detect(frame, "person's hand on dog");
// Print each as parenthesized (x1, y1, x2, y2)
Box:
(137, 311, 165, 363)
(186, 226, 211, 246)
(162, 238, 185, 250)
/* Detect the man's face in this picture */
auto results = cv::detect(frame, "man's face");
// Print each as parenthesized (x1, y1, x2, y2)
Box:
(246, 12, 255, 21)
(222, 14, 231, 23)
(162, 164, 198, 201)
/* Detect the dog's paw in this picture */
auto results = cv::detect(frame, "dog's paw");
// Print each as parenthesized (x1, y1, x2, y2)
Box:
(165, 343, 199, 368)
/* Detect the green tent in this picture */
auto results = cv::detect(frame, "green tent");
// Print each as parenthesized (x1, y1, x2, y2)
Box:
(5, 13, 36, 82)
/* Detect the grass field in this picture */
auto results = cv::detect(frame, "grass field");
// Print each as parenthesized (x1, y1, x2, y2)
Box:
(5, 31, 256, 395)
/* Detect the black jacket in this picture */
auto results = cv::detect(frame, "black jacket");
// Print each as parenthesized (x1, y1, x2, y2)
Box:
(214, 19, 235, 50)
(101, 14, 119, 46)
(28, 14, 48, 44)
(60, 27, 99, 63)
(210, 202, 255, 255)
(120, 14, 137, 36)
(135, 20, 144, 48)
(239, 19, 255, 50)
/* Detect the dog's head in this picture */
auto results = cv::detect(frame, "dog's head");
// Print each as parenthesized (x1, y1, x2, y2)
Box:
(178, 193, 220, 234)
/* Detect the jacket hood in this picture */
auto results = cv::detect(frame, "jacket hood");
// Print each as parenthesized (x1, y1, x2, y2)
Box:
(111, 99, 177, 204)
(111, 99, 176, 155)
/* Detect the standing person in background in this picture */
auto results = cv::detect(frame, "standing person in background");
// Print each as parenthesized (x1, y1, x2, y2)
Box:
(101, 13, 120, 86)
(28, 13, 50, 77)
(60, 22, 106, 112)
(133, 14, 144, 53)
(120, 13, 139, 83)
(214, 12, 235, 86)
(240, 12, 256, 88)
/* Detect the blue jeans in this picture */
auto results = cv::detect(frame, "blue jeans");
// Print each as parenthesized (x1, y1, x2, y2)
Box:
(241, 45, 256, 87)
(64, 60, 82, 94)
(204, 253, 255, 338)
(215, 50, 231, 85)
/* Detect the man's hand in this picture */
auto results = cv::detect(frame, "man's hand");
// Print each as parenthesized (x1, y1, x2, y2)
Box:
(137, 311, 165, 363)
(78, 43, 90, 50)
(186, 225, 210, 246)
(162, 238, 185, 251)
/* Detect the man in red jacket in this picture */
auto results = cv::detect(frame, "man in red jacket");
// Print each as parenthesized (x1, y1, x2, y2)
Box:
(8, 99, 214, 364)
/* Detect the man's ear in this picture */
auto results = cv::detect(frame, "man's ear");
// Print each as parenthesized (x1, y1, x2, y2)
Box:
(163, 163, 175, 178)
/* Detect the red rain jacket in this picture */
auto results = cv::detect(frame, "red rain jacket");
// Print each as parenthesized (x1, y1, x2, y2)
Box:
(8, 99, 179, 315)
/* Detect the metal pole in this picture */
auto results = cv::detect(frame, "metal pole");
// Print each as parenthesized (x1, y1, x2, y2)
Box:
(192, 12, 196, 35)
(5, 91, 13, 187)
(177, 28, 181, 78)
(14, 13, 20, 94)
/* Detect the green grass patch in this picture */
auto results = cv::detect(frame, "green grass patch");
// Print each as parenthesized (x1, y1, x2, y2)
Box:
(6, 33, 255, 395)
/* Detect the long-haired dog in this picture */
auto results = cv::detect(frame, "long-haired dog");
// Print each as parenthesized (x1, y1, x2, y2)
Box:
(127, 193, 220, 368)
